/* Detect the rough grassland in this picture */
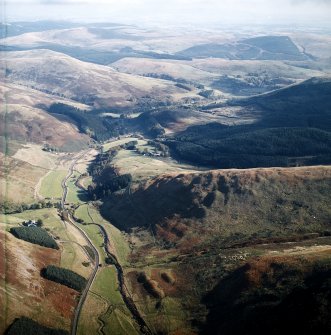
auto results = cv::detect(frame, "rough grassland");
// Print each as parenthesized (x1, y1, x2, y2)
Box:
(8, 208, 91, 278)
(0, 224, 77, 334)
(0, 153, 47, 203)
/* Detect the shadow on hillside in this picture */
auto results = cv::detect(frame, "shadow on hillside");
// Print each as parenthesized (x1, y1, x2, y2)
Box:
(200, 260, 331, 335)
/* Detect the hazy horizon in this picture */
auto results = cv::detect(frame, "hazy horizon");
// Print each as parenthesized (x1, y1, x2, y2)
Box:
(1, 0, 331, 29)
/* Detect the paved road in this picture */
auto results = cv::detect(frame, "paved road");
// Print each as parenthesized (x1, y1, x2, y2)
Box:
(62, 149, 152, 335)
(67, 214, 100, 335)
(60, 150, 100, 335)
(86, 206, 152, 335)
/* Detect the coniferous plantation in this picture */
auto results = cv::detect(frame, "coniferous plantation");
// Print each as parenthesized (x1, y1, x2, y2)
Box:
(10, 227, 58, 249)
(41, 265, 87, 292)
(168, 78, 331, 168)
(6, 317, 69, 335)
(1, 2, 331, 335)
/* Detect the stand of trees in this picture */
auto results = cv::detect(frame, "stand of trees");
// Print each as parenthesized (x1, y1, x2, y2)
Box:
(41, 265, 87, 292)
(10, 227, 58, 249)
(0, 200, 58, 214)
(48, 103, 128, 141)
(6, 317, 69, 335)
(87, 149, 132, 199)
(168, 124, 331, 168)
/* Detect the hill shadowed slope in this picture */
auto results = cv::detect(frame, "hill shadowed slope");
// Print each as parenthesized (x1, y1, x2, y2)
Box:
(168, 77, 331, 168)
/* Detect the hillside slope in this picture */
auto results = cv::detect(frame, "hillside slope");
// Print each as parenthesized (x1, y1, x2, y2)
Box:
(101, 166, 331, 244)
(0, 82, 90, 152)
(1, 49, 200, 108)
(168, 77, 331, 168)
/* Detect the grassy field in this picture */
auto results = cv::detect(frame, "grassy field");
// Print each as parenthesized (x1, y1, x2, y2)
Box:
(112, 149, 198, 182)
(40, 170, 67, 199)
(92, 267, 123, 304)
(78, 267, 139, 335)
(88, 206, 130, 265)
(91, 267, 139, 335)
(4, 208, 91, 278)
(75, 204, 92, 224)
(77, 293, 108, 335)
(102, 138, 140, 152)
(66, 173, 88, 204)
(75, 204, 130, 265)
(101, 308, 139, 335)
(79, 224, 107, 265)
(78, 290, 139, 335)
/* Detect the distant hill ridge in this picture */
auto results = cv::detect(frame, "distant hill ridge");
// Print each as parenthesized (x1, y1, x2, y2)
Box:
(177, 35, 309, 61)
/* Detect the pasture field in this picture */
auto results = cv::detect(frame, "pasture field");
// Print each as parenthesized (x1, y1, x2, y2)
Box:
(102, 137, 140, 151)
(92, 267, 123, 304)
(87, 205, 131, 265)
(40, 170, 67, 199)
(112, 149, 199, 181)
(75, 204, 91, 224)
(75, 204, 130, 265)
(78, 224, 107, 265)
(66, 173, 88, 204)
(91, 267, 139, 335)
(77, 293, 108, 335)
(101, 308, 139, 335)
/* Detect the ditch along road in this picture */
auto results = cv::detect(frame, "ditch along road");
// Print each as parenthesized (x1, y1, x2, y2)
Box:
(61, 150, 152, 335)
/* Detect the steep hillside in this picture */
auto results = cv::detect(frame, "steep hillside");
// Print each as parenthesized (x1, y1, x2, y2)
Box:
(237, 77, 331, 130)
(0, 82, 90, 152)
(0, 229, 77, 334)
(202, 254, 331, 335)
(101, 166, 331, 243)
(96, 165, 331, 334)
(168, 77, 331, 168)
(1, 49, 200, 108)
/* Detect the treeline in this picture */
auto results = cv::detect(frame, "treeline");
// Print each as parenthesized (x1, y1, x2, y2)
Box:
(48, 103, 167, 141)
(168, 124, 331, 168)
(87, 149, 132, 199)
(88, 168, 132, 199)
(6, 317, 69, 335)
(10, 227, 58, 249)
(87, 150, 118, 177)
(41, 265, 87, 292)
(48, 103, 128, 141)
(0, 200, 59, 214)
(136, 112, 165, 137)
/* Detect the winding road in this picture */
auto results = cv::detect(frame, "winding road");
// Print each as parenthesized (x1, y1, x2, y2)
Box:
(61, 150, 152, 335)
(60, 151, 100, 335)
(86, 207, 152, 335)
